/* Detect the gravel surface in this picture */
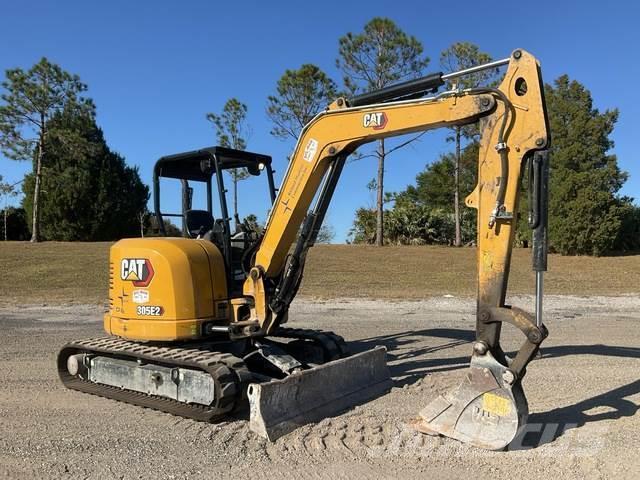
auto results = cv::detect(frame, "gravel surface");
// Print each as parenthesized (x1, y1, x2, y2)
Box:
(1, 295, 639, 479)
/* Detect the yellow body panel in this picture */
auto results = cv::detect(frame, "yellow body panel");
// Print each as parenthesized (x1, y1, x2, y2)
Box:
(104, 237, 228, 341)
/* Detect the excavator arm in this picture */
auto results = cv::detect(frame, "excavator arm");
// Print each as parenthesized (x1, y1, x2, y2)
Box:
(245, 49, 548, 323)
(244, 92, 496, 329)
(245, 49, 550, 449)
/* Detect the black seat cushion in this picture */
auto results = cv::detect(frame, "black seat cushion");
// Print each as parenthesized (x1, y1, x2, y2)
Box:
(185, 210, 214, 238)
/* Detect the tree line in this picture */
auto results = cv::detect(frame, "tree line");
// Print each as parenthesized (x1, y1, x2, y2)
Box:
(349, 73, 640, 256)
(0, 58, 148, 241)
(1, 17, 637, 255)
(261, 18, 639, 255)
(330, 20, 638, 256)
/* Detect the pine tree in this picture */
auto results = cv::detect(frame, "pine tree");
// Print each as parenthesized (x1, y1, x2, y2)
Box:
(0, 175, 20, 240)
(206, 98, 250, 230)
(337, 18, 429, 246)
(21, 106, 148, 240)
(544, 75, 632, 255)
(440, 42, 498, 246)
(0, 58, 91, 242)
(266, 64, 337, 242)
(267, 64, 338, 141)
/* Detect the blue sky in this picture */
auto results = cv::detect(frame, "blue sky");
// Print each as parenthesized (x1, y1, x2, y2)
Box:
(1, 0, 638, 242)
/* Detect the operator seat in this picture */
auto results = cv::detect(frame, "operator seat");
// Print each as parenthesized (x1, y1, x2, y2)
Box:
(185, 209, 226, 249)
(185, 210, 214, 238)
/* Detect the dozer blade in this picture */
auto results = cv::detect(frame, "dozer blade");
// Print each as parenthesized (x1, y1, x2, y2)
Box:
(412, 350, 528, 450)
(248, 345, 392, 441)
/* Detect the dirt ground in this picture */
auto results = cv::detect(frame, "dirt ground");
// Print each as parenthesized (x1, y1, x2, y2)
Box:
(1, 295, 640, 479)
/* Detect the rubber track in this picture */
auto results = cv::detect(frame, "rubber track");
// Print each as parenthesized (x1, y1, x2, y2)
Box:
(57, 337, 249, 422)
(58, 328, 348, 422)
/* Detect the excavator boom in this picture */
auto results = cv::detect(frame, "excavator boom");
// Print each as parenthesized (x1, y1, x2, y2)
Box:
(245, 49, 550, 448)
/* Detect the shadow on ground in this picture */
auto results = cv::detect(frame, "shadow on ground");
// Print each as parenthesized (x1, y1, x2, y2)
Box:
(350, 327, 640, 448)
(351, 327, 475, 385)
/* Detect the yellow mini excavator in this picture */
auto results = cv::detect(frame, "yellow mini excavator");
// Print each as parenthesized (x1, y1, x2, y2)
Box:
(58, 49, 550, 450)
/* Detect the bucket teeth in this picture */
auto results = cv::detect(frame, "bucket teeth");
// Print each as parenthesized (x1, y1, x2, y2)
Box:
(248, 346, 392, 441)
(413, 351, 529, 450)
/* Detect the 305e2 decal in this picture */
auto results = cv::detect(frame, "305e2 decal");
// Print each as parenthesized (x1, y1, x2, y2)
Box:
(136, 305, 163, 316)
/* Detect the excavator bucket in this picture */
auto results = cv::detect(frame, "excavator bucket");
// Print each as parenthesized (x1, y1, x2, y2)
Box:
(248, 346, 392, 441)
(412, 351, 528, 450)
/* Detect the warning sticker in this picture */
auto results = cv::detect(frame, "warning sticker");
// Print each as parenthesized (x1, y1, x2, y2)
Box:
(482, 392, 512, 417)
(302, 138, 319, 162)
(132, 289, 149, 304)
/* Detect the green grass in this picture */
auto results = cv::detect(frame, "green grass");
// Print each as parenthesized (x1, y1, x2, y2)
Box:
(302, 245, 640, 298)
(0, 242, 111, 304)
(1, 241, 639, 305)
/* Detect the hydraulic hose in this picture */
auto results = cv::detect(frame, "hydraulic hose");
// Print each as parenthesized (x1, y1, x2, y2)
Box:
(464, 87, 514, 227)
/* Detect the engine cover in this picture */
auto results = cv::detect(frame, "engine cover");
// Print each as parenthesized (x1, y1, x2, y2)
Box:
(104, 238, 229, 341)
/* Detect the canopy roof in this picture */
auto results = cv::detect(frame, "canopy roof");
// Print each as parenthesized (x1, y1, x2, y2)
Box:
(154, 146, 272, 182)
